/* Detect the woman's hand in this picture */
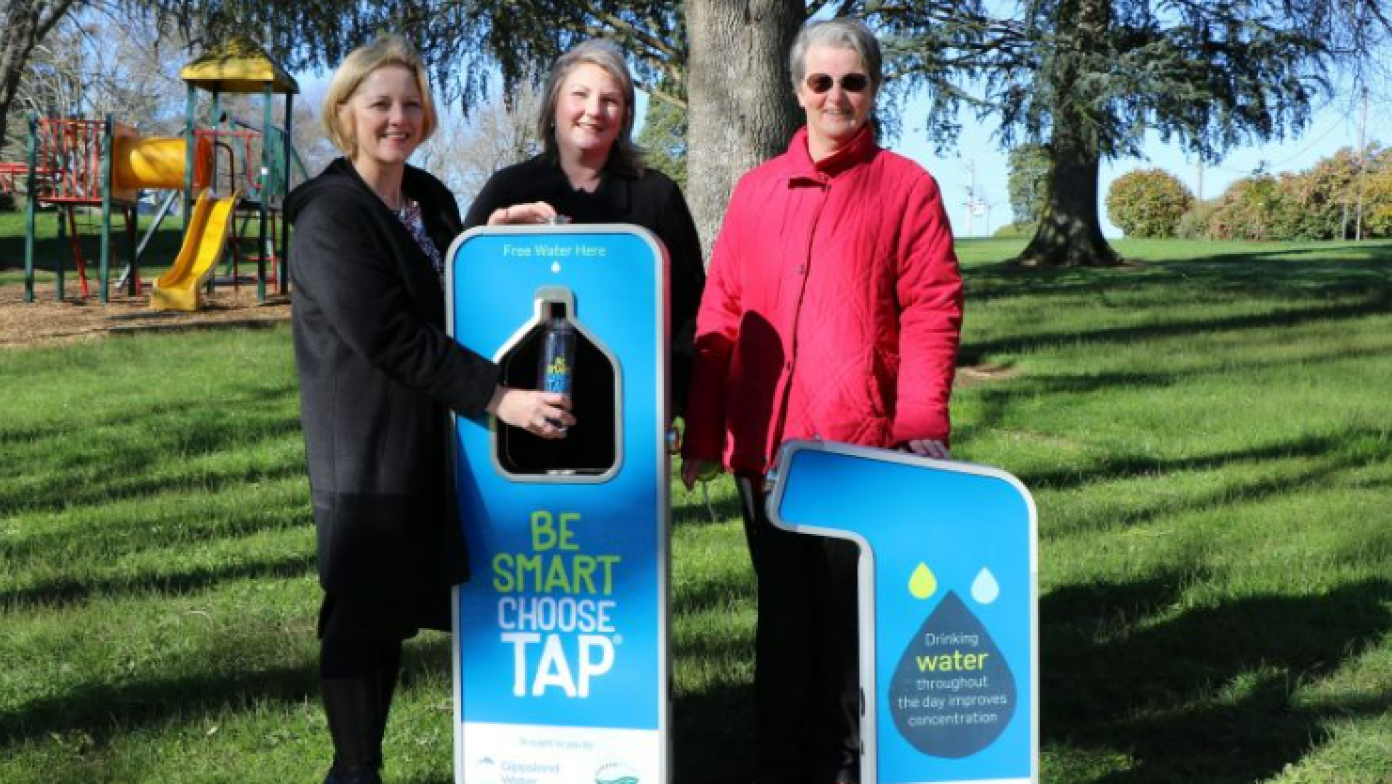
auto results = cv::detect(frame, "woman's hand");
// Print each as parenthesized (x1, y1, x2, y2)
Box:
(680, 458, 722, 490)
(487, 387, 575, 438)
(902, 439, 951, 460)
(487, 201, 560, 226)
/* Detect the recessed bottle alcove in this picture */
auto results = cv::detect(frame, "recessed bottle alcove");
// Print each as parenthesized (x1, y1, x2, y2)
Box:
(493, 286, 621, 479)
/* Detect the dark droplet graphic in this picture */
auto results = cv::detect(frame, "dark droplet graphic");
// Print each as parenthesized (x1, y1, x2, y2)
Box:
(889, 590, 1016, 758)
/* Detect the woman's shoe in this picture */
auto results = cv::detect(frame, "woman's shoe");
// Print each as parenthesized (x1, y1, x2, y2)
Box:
(322, 766, 383, 784)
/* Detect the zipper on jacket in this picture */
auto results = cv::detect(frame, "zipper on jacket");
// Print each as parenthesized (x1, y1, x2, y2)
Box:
(768, 177, 831, 460)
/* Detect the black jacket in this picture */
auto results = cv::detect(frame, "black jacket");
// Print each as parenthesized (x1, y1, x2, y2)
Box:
(464, 155, 706, 414)
(286, 158, 498, 599)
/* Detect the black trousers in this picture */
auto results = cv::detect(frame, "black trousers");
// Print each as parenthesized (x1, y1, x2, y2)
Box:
(737, 476, 862, 784)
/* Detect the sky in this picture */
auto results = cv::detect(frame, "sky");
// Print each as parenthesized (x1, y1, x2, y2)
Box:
(627, 87, 1388, 240)
(891, 92, 1390, 239)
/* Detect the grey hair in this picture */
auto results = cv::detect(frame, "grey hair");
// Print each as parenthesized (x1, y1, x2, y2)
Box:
(536, 39, 644, 177)
(788, 18, 883, 95)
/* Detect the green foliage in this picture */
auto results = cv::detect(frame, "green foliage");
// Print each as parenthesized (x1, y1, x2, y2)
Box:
(637, 98, 687, 190)
(1205, 174, 1281, 241)
(1364, 168, 1392, 237)
(1106, 169, 1193, 238)
(1175, 199, 1221, 240)
(1178, 146, 1392, 242)
(1268, 148, 1363, 240)
(1006, 144, 1049, 228)
(993, 222, 1031, 238)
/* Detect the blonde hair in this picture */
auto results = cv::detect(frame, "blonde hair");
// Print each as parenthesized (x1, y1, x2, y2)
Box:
(321, 34, 439, 156)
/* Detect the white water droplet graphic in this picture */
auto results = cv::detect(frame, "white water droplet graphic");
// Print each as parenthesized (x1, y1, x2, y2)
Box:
(972, 568, 1000, 605)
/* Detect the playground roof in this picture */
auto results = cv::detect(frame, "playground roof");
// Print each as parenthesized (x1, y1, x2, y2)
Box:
(180, 37, 300, 95)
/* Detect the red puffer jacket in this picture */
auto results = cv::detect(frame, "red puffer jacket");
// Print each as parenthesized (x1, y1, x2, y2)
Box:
(683, 124, 963, 476)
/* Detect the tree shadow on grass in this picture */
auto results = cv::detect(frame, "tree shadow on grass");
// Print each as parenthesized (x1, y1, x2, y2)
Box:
(958, 341, 1392, 417)
(1042, 575, 1392, 784)
(973, 423, 1388, 497)
(0, 550, 315, 611)
(0, 484, 311, 564)
(672, 564, 755, 619)
(959, 288, 1392, 368)
(1, 621, 454, 756)
(963, 247, 1392, 305)
(0, 403, 306, 519)
(673, 493, 745, 529)
(0, 658, 320, 750)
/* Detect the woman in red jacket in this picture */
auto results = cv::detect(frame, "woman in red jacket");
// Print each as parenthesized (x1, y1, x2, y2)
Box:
(681, 17, 964, 784)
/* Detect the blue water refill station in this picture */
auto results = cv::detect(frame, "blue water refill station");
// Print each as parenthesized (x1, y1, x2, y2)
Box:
(446, 225, 670, 784)
(766, 440, 1039, 784)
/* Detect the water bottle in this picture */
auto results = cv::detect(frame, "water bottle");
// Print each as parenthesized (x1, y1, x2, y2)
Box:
(538, 316, 576, 395)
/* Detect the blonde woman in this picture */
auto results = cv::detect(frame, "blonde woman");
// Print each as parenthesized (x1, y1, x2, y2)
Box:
(285, 35, 573, 784)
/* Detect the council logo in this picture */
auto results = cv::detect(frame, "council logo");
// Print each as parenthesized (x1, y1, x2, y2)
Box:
(595, 761, 640, 784)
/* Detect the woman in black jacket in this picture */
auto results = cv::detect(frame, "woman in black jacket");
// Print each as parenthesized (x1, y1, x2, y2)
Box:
(464, 38, 706, 414)
(286, 35, 573, 784)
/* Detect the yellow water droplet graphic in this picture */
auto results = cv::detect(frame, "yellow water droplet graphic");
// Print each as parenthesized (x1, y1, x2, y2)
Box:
(908, 563, 937, 599)
(972, 568, 1000, 605)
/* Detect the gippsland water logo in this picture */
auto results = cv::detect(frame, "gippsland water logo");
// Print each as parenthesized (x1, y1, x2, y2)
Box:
(594, 761, 640, 784)
(473, 756, 498, 784)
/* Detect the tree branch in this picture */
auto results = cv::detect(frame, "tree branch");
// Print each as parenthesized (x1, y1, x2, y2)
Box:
(571, 0, 685, 86)
(640, 82, 687, 110)
(34, 0, 80, 41)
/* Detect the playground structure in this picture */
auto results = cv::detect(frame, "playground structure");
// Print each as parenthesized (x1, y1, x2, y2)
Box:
(8, 36, 303, 309)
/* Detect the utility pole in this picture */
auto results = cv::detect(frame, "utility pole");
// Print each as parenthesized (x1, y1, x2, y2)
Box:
(963, 159, 976, 237)
(1196, 159, 1204, 202)
(1355, 86, 1369, 242)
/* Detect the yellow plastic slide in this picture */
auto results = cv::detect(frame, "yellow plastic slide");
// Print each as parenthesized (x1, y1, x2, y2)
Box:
(151, 189, 240, 311)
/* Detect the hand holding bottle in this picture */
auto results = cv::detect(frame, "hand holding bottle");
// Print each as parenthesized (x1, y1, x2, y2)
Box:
(488, 387, 574, 438)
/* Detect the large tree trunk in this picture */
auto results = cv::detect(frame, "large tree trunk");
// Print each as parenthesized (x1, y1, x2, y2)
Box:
(0, 0, 42, 159)
(0, 0, 77, 160)
(1016, 125, 1119, 267)
(684, 0, 804, 259)
(1015, 0, 1120, 267)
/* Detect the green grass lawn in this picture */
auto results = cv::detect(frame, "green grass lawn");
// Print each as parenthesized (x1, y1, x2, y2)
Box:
(3, 238, 1392, 783)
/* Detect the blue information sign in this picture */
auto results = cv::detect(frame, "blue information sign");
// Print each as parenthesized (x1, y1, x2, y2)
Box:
(767, 440, 1038, 784)
(446, 226, 670, 784)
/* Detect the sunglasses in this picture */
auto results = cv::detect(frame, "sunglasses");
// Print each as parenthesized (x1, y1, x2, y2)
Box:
(804, 72, 871, 94)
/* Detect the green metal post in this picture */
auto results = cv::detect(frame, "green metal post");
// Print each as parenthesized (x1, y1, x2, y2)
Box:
(23, 114, 37, 303)
(259, 83, 272, 303)
(184, 83, 196, 232)
(281, 92, 293, 294)
(55, 206, 66, 300)
(99, 114, 113, 303)
(124, 205, 138, 296)
(208, 89, 220, 296)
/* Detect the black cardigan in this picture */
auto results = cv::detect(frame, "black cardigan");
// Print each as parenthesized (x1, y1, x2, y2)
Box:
(286, 159, 498, 600)
(464, 155, 706, 414)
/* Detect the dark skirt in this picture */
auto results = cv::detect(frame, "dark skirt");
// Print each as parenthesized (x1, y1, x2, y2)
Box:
(317, 587, 454, 643)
